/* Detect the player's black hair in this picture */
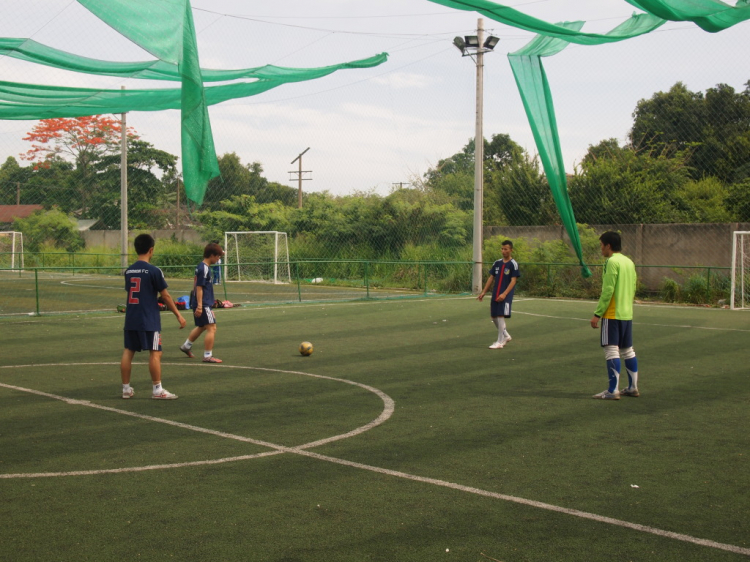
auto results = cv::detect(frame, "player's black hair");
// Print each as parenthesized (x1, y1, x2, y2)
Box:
(133, 233, 155, 256)
(501, 240, 513, 249)
(599, 231, 622, 252)
(204, 242, 224, 258)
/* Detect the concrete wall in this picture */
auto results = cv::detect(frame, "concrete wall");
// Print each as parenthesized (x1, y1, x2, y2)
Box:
(83, 229, 205, 248)
(484, 223, 750, 289)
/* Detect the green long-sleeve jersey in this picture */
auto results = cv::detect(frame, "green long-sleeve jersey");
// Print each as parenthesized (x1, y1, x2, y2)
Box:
(594, 252, 636, 320)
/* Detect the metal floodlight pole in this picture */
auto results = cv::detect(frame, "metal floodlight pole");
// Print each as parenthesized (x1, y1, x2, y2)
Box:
(120, 86, 128, 271)
(472, 18, 485, 294)
(455, 22, 498, 293)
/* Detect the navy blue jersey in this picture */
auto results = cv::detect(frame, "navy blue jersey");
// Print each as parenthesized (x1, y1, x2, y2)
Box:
(124, 260, 167, 331)
(190, 261, 215, 309)
(490, 258, 520, 301)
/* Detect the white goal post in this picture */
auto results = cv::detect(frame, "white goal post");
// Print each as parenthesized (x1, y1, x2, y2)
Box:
(0, 231, 24, 271)
(730, 231, 750, 310)
(223, 231, 291, 284)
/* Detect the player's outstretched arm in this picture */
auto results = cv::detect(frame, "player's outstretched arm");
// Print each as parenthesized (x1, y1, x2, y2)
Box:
(160, 289, 186, 329)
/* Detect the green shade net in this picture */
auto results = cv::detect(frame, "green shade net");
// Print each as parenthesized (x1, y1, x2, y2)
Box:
(0, 53, 388, 119)
(428, 0, 665, 44)
(77, 0, 217, 206)
(625, 0, 750, 32)
(0, 38, 385, 83)
(508, 15, 665, 277)
(430, 0, 750, 275)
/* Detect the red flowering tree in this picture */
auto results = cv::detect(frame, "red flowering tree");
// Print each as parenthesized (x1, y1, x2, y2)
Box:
(20, 115, 138, 214)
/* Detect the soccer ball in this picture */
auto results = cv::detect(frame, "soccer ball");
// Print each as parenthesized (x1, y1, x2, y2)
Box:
(299, 341, 313, 356)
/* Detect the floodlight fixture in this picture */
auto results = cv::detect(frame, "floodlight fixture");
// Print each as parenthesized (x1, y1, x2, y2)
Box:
(483, 36, 500, 50)
(453, 36, 466, 54)
(464, 35, 480, 48)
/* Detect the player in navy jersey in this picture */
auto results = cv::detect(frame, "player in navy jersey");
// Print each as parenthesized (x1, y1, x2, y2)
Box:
(477, 240, 521, 349)
(180, 242, 224, 363)
(121, 234, 186, 399)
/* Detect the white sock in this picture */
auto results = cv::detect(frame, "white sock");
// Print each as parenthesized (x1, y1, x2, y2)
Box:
(183, 339, 193, 349)
(204, 351, 212, 359)
(122, 384, 131, 393)
(503, 328, 510, 338)
(153, 382, 162, 393)
(496, 317, 506, 342)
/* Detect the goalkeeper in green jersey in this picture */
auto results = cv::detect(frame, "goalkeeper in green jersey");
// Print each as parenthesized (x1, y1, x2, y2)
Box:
(590, 231, 640, 400)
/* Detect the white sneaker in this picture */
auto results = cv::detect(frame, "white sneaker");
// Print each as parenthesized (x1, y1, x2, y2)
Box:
(489, 341, 505, 349)
(122, 387, 134, 399)
(152, 389, 178, 400)
(503, 333, 512, 342)
(592, 390, 620, 400)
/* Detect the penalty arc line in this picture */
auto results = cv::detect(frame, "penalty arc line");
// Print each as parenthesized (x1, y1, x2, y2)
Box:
(0, 364, 748, 556)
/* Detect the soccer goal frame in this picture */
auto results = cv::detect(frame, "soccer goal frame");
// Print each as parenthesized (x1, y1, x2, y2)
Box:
(730, 231, 750, 310)
(0, 231, 24, 271)
(223, 231, 291, 284)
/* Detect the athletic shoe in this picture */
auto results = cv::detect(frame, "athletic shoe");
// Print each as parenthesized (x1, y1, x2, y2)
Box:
(179, 345, 194, 358)
(592, 390, 620, 400)
(202, 356, 223, 363)
(503, 334, 512, 342)
(122, 387, 134, 399)
(152, 389, 178, 400)
(488, 341, 505, 349)
(620, 387, 640, 397)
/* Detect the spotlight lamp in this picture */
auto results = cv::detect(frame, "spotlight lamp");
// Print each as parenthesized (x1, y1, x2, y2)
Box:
(453, 36, 466, 53)
(483, 35, 500, 50)
(464, 35, 480, 48)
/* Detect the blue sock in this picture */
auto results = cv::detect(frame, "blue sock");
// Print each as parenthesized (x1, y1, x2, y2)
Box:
(606, 358, 621, 393)
(624, 357, 638, 388)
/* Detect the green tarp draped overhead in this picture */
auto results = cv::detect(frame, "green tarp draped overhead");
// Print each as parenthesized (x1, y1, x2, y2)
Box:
(429, 0, 750, 275)
(1, 1, 388, 206)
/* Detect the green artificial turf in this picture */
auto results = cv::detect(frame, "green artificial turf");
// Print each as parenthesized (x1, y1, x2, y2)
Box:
(0, 297, 748, 561)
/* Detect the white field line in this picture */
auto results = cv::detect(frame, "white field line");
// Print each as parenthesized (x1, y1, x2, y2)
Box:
(0, 364, 748, 556)
(514, 310, 750, 333)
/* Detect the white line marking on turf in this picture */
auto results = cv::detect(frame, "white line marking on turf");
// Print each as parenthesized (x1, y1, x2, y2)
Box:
(0, 363, 747, 556)
(515, 310, 750, 333)
(0, 363, 395, 455)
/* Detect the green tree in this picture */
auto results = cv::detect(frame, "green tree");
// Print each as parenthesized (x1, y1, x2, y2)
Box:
(202, 153, 296, 209)
(569, 140, 690, 224)
(13, 207, 83, 252)
(94, 139, 179, 229)
(674, 177, 735, 222)
(630, 81, 750, 182)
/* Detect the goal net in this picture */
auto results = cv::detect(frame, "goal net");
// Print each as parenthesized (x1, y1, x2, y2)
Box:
(731, 231, 750, 310)
(223, 231, 291, 284)
(0, 231, 24, 271)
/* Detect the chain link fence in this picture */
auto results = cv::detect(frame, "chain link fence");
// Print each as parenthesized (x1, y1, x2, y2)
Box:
(1, 6, 749, 316)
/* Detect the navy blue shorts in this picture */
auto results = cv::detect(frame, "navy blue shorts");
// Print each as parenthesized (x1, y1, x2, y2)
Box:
(193, 306, 216, 327)
(600, 318, 633, 348)
(490, 296, 513, 318)
(124, 330, 162, 352)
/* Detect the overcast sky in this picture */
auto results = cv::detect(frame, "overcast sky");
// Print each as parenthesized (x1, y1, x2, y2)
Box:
(1, 0, 749, 196)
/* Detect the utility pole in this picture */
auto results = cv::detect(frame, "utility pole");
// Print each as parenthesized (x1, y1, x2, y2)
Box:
(289, 147, 312, 209)
(16, 182, 20, 205)
(120, 86, 128, 271)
